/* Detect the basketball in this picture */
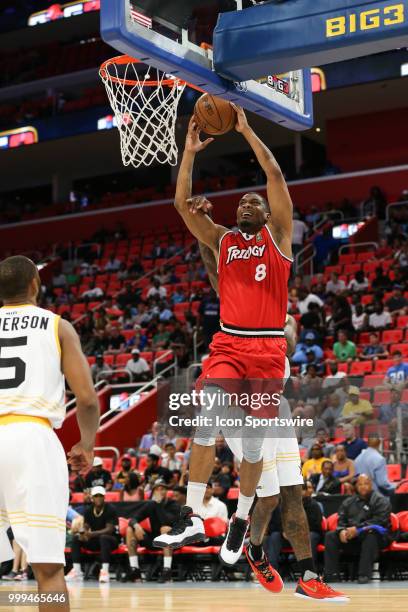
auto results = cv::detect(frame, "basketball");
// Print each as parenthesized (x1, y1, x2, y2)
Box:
(194, 93, 237, 136)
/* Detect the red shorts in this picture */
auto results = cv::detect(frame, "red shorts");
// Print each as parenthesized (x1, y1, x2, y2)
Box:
(198, 331, 287, 383)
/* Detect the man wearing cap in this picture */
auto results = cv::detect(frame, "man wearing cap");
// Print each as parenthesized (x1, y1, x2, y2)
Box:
(67, 487, 120, 583)
(292, 332, 323, 366)
(90, 353, 112, 384)
(126, 479, 180, 583)
(341, 387, 374, 426)
(84, 457, 113, 491)
(355, 434, 396, 497)
(126, 349, 150, 382)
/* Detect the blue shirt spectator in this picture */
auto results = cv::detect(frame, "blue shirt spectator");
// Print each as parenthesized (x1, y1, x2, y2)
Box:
(379, 389, 408, 424)
(355, 436, 396, 496)
(385, 354, 408, 386)
(292, 332, 324, 365)
(341, 424, 367, 460)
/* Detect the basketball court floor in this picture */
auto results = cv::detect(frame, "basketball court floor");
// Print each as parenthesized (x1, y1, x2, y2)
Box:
(0, 582, 406, 611)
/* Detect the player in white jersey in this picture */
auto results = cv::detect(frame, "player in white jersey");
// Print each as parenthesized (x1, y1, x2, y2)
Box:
(196, 217, 349, 602)
(0, 256, 99, 612)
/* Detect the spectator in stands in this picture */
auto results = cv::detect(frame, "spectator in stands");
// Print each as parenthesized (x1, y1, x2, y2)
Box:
(311, 460, 341, 494)
(300, 302, 326, 339)
(292, 211, 309, 259)
(105, 327, 126, 355)
(322, 361, 347, 390)
(348, 270, 369, 293)
(161, 443, 183, 471)
(363, 186, 387, 218)
(78, 457, 113, 492)
(119, 306, 137, 329)
(352, 304, 368, 332)
(360, 332, 389, 361)
(144, 448, 173, 486)
(331, 297, 353, 336)
(341, 386, 374, 426)
(198, 289, 220, 350)
(115, 455, 135, 487)
(147, 279, 167, 299)
(171, 287, 187, 304)
(200, 481, 228, 521)
(321, 393, 344, 432)
(81, 280, 104, 300)
(104, 254, 121, 272)
(211, 477, 230, 504)
(386, 287, 408, 315)
(300, 357, 324, 378)
(332, 444, 355, 490)
(315, 428, 335, 457)
(333, 330, 356, 363)
(292, 332, 324, 365)
(152, 322, 171, 349)
(90, 353, 112, 383)
(172, 486, 187, 507)
(326, 272, 346, 295)
(355, 433, 396, 496)
(265, 480, 322, 569)
(128, 258, 144, 278)
(139, 422, 167, 453)
(341, 423, 367, 460)
(368, 302, 392, 331)
(148, 240, 165, 260)
(383, 351, 408, 390)
(53, 271, 67, 288)
(313, 225, 338, 269)
(158, 301, 174, 322)
(122, 473, 144, 502)
(126, 479, 180, 583)
(379, 389, 408, 427)
(324, 474, 391, 583)
(372, 267, 392, 291)
(67, 486, 120, 583)
(215, 436, 234, 464)
(125, 348, 150, 382)
(297, 287, 324, 315)
(302, 444, 326, 478)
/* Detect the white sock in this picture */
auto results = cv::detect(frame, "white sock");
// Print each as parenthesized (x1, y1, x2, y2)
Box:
(163, 556, 172, 569)
(73, 563, 82, 573)
(129, 556, 139, 569)
(102, 563, 109, 573)
(236, 493, 254, 520)
(186, 481, 206, 515)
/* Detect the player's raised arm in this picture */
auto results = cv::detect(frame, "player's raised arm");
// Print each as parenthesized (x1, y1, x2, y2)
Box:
(59, 318, 100, 471)
(175, 117, 227, 253)
(231, 103, 293, 260)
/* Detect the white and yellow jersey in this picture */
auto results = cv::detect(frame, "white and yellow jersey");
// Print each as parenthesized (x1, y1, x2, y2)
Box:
(0, 304, 65, 428)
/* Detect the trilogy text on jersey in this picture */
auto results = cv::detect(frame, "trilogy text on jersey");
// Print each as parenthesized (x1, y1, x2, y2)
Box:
(226, 244, 266, 265)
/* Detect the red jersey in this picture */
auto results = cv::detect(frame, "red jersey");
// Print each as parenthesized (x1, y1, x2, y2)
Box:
(218, 226, 291, 335)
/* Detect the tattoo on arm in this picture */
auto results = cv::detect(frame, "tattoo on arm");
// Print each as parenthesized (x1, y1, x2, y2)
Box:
(280, 485, 312, 560)
(249, 496, 279, 546)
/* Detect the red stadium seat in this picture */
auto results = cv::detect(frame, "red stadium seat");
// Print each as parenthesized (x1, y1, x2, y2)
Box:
(362, 374, 384, 388)
(139, 518, 151, 532)
(373, 390, 391, 405)
(374, 359, 394, 374)
(87, 356, 96, 366)
(387, 464, 402, 482)
(71, 493, 84, 503)
(104, 492, 121, 502)
(204, 517, 228, 538)
(382, 330, 403, 344)
(343, 263, 361, 275)
(119, 517, 130, 538)
(361, 294, 374, 305)
(390, 344, 408, 357)
(397, 315, 408, 328)
(102, 457, 113, 471)
(349, 361, 373, 376)
(116, 353, 132, 367)
(227, 488, 240, 499)
(326, 513, 338, 531)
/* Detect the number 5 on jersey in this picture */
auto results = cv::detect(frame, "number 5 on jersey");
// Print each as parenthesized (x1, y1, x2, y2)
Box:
(255, 264, 267, 281)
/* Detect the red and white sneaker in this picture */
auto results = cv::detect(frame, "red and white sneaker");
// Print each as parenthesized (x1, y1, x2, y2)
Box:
(295, 576, 349, 602)
(245, 547, 284, 593)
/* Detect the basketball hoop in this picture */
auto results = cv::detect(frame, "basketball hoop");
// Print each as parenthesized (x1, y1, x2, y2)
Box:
(99, 55, 190, 167)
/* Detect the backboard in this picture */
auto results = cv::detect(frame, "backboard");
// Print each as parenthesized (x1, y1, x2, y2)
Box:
(100, 0, 313, 131)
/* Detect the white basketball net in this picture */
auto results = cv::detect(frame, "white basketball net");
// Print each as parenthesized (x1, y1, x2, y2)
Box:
(100, 57, 186, 167)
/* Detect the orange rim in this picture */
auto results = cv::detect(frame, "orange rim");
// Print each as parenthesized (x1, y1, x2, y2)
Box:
(100, 55, 203, 91)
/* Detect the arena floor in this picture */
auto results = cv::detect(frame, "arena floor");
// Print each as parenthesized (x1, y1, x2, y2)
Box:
(0, 582, 406, 611)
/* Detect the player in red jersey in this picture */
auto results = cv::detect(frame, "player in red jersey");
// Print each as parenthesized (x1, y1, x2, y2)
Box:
(153, 105, 293, 563)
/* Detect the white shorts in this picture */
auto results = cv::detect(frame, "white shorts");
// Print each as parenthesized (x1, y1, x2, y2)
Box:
(225, 395, 303, 497)
(0, 421, 68, 565)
